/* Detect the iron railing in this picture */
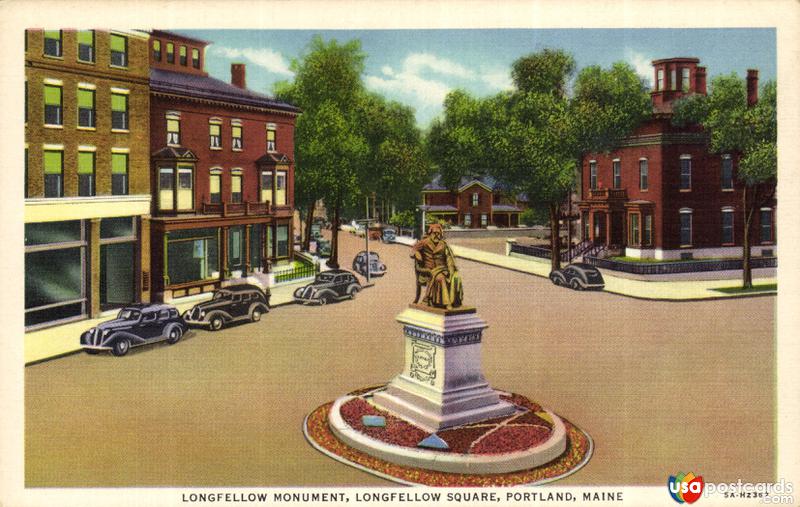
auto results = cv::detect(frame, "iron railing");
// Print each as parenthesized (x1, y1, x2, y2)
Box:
(583, 256, 777, 275)
(273, 260, 319, 284)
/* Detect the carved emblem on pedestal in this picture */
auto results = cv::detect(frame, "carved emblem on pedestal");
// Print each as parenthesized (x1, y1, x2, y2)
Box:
(409, 340, 436, 385)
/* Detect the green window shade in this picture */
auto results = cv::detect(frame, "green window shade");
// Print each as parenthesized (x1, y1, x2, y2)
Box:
(153, 40, 160, 51)
(77, 30, 93, 45)
(111, 153, 127, 174)
(78, 152, 94, 174)
(78, 89, 94, 108)
(231, 176, 242, 193)
(210, 175, 220, 193)
(110, 34, 126, 52)
(210, 124, 220, 135)
(167, 43, 174, 52)
(111, 94, 126, 111)
(267, 130, 275, 140)
(180, 46, 187, 57)
(44, 85, 61, 105)
(44, 30, 60, 40)
(44, 151, 62, 173)
(167, 119, 179, 131)
(232, 126, 242, 137)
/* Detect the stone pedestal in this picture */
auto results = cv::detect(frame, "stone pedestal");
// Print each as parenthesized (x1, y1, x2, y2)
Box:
(372, 305, 516, 432)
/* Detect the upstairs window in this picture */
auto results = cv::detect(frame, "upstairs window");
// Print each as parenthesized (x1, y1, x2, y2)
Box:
(110, 34, 128, 67)
(111, 152, 128, 195)
(721, 155, 733, 190)
(209, 121, 221, 149)
(153, 40, 161, 61)
(167, 115, 180, 146)
(612, 159, 621, 188)
(77, 151, 95, 197)
(231, 170, 242, 203)
(43, 30, 62, 57)
(77, 87, 95, 128)
(472, 193, 479, 206)
(680, 209, 693, 246)
(680, 155, 692, 190)
(639, 159, 649, 190)
(656, 69, 664, 91)
(158, 168, 174, 210)
(44, 84, 62, 126)
(275, 170, 287, 206)
(629, 213, 640, 246)
(77, 30, 94, 63)
(43, 150, 63, 198)
(681, 67, 690, 92)
(111, 92, 129, 130)
(589, 160, 597, 190)
(260, 171, 273, 204)
(209, 170, 222, 204)
(232, 124, 243, 150)
(179, 45, 187, 66)
(166, 42, 174, 63)
(192, 48, 200, 69)
(266, 125, 276, 152)
(177, 166, 194, 210)
(670, 69, 677, 90)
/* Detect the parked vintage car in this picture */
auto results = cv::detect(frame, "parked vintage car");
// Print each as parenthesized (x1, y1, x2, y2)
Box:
(352, 250, 387, 277)
(80, 303, 188, 357)
(293, 270, 362, 305)
(549, 263, 605, 291)
(381, 227, 397, 243)
(183, 284, 270, 331)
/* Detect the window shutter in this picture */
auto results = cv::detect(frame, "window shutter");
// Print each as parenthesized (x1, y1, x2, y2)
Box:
(44, 151, 62, 173)
(110, 34, 126, 52)
(44, 85, 61, 105)
(77, 152, 94, 174)
(111, 153, 127, 174)
(77, 31, 93, 45)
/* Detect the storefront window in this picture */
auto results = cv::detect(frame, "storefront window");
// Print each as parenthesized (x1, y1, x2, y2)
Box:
(167, 228, 219, 285)
(25, 220, 86, 327)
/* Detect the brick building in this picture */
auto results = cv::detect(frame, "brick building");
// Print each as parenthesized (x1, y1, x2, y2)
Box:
(147, 30, 300, 301)
(421, 175, 527, 228)
(577, 57, 776, 260)
(24, 29, 151, 329)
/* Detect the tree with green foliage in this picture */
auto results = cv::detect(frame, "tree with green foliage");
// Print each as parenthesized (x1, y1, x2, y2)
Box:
(485, 50, 651, 270)
(673, 75, 776, 288)
(275, 36, 368, 268)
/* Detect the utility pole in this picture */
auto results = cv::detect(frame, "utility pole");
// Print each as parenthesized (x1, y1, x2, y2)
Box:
(356, 217, 377, 285)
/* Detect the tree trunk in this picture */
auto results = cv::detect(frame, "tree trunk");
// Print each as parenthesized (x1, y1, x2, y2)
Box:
(549, 203, 561, 271)
(302, 201, 315, 252)
(742, 186, 753, 289)
(327, 203, 340, 269)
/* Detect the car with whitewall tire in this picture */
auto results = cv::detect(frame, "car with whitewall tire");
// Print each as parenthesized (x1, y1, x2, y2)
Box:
(183, 284, 270, 331)
(80, 304, 188, 357)
(293, 270, 362, 305)
(549, 263, 605, 291)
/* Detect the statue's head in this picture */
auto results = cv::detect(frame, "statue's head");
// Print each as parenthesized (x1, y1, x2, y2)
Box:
(427, 223, 444, 243)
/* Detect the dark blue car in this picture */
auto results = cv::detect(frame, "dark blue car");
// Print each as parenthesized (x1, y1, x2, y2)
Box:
(80, 303, 188, 356)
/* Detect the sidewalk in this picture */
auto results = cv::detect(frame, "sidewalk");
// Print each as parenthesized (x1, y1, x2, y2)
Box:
(24, 278, 312, 365)
(395, 236, 776, 301)
(451, 244, 776, 300)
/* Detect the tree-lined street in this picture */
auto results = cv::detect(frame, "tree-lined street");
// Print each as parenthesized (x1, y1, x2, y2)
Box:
(25, 232, 775, 487)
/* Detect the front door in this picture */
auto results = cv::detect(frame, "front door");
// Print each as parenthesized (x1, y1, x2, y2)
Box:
(593, 213, 606, 244)
(611, 212, 624, 246)
(228, 226, 245, 275)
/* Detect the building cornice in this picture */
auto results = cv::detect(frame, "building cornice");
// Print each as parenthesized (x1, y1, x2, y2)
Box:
(151, 90, 300, 118)
(618, 132, 708, 148)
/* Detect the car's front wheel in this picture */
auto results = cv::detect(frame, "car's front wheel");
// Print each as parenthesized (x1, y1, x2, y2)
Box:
(570, 278, 584, 291)
(166, 327, 183, 344)
(550, 274, 561, 286)
(111, 338, 130, 357)
(209, 315, 224, 331)
(318, 294, 331, 306)
(348, 286, 360, 299)
(251, 308, 263, 322)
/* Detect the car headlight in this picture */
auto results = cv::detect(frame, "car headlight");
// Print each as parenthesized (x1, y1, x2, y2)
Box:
(200, 311, 205, 318)
(102, 329, 111, 337)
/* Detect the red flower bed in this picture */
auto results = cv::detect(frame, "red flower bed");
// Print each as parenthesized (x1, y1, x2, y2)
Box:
(471, 425, 553, 454)
(339, 397, 428, 447)
(437, 426, 494, 453)
(512, 410, 554, 428)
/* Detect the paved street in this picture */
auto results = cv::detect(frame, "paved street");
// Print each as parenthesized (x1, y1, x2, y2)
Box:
(25, 231, 775, 487)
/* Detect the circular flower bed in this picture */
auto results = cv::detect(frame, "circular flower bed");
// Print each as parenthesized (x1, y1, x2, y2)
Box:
(303, 386, 592, 486)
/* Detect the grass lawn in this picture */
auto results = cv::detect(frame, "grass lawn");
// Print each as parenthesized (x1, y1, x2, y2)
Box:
(711, 283, 777, 294)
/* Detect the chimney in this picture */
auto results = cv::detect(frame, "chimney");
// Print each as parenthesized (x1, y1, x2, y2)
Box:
(231, 63, 246, 89)
(747, 69, 759, 107)
(695, 66, 707, 95)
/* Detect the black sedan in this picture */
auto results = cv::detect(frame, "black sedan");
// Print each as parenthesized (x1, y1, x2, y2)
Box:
(293, 270, 362, 305)
(549, 263, 605, 291)
(183, 284, 270, 331)
(80, 303, 188, 356)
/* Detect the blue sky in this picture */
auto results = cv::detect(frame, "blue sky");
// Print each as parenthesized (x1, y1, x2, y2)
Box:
(179, 28, 776, 128)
